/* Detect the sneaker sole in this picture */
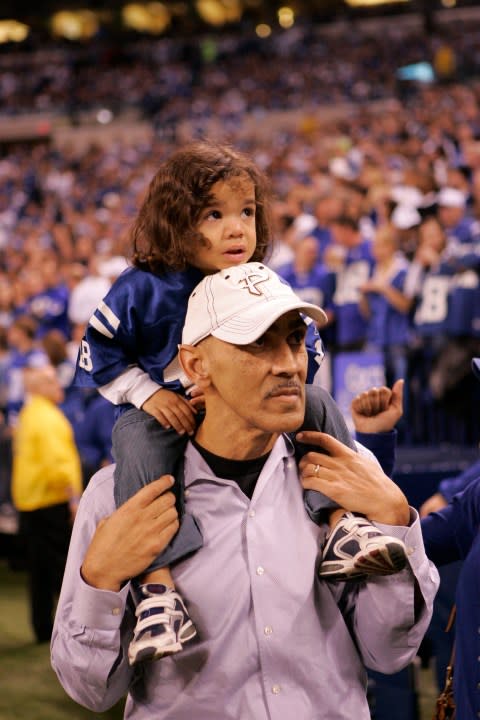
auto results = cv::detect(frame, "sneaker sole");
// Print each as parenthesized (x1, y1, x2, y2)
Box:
(128, 639, 183, 666)
(319, 543, 407, 581)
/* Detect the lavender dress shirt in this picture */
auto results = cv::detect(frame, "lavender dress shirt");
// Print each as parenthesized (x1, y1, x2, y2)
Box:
(51, 436, 439, 719)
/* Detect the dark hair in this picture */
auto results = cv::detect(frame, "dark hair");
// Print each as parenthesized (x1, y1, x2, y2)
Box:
(10, 315, 38, 340)
(131, 141, 273, 274)
(331, 214, 359, 232)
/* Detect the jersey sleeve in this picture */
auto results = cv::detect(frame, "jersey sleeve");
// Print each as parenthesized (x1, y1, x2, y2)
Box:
(74, 270, 155, 389)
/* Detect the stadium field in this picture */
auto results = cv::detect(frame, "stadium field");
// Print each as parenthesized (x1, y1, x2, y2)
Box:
(0, 559, 123, 720)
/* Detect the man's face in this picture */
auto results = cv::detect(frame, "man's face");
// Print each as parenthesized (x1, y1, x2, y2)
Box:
(201, 310, 308, 435)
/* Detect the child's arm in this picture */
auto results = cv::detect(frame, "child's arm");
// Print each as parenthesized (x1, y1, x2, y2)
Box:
(99, 367, 197, 436)
(75, 269, 199, 435)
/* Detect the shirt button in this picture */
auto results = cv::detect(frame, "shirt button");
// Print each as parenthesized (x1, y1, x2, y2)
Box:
(407, 546, 414, 556)
(249, 510, 256, 518)
(184, 489, 190, 497)
(272, 684, 282, 695)
(264, 625, 273, 636)
(256, 566, 265, 576)
(112, 607, 121, 616)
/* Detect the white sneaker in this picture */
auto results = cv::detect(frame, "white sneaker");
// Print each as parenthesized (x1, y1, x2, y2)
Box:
(318, 512, 408, 581)
(128, 583, 197, 665)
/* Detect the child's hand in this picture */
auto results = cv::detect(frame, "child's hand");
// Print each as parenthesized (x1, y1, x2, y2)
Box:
(142, 388, 197, 436)
(350, 379, 404, 434)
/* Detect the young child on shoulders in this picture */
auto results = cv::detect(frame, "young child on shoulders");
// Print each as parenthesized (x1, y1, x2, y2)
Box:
(75, 141, 407, 666)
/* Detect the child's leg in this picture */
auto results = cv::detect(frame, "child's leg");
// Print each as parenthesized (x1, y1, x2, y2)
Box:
(299, 385, 407, 581)
(112, 408, 202, 664)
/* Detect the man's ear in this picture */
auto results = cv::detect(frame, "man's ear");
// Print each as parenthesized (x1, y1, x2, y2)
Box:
(179, 344, 211, 388)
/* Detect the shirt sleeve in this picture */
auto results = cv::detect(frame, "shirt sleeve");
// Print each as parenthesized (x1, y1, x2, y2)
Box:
(73, 276, 145, 389)
(355, 430, 397, 477)
(422, 479, 480, 566)
(51, 468, 134, 711)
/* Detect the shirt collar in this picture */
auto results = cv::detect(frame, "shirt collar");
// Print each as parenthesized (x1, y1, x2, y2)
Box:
(184, 433, 294, 488)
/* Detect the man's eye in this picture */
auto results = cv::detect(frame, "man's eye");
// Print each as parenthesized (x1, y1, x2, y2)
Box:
(249, 336, 266, 349)
(289, 331, 305, 346)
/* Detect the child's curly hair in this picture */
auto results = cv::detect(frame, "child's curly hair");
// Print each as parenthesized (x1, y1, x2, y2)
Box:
(131, 141, 273, 274)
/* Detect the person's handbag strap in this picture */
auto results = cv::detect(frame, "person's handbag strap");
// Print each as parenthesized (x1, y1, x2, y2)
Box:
(432, 605, 456, 720)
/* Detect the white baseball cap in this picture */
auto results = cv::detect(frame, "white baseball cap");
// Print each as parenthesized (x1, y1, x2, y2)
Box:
(391, 204, 422, 230)
(182, 262, 328, 346)
(436, 187, 466, 208)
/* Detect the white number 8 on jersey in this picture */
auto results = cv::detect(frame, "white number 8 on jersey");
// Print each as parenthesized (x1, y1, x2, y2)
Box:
(78, 339, 93, 372)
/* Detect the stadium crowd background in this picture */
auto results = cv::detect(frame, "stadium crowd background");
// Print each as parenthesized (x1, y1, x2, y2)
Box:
(1, 4, 480, 526)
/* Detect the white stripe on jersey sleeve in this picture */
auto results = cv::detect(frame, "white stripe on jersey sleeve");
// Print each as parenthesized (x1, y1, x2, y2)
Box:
(89, 315, 114, 339)
(98, 300, 120, 330)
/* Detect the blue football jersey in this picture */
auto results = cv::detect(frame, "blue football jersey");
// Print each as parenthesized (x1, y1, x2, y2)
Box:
(74, 266, 203, 392)
(276, 262, 335, 312)
(365, 263, 411, 347)
(332, 240, 374, 347)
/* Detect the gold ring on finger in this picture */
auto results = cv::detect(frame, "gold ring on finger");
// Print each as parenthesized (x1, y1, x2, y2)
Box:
(313, 464, 320, 476)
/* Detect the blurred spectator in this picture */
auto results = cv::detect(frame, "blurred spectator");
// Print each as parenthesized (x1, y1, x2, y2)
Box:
(5, 315, 48, 428)
(11, 364, 82, 643)
(277, 235, 335, 313)
(326, 215, 374, 352)
(67, 256, 114, 328)
(359, 224, 412, 385)
(0, 327, 12, 511)
(310, 191, 345, 261)
(72, 389, 115, 488)
(0, 276, 15, 330)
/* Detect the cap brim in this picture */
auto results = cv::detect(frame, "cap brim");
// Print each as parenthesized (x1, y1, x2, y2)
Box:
(210, 298, 328, 345)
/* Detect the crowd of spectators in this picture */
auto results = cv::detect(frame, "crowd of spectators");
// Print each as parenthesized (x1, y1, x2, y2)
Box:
(1, 14, 480, 528)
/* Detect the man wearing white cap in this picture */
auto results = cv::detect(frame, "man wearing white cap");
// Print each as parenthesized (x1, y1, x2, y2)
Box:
(51, 263, 438, 719)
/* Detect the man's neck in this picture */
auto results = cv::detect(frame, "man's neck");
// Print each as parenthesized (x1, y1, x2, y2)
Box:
(193, 421, 279, 461)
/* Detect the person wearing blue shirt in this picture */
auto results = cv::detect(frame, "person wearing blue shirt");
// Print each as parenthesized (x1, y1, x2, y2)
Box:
(420, 357, 480, 719)
(325, 215, 374, 351)
(359, 224, 412, 386)
(5, 315, 48, 428)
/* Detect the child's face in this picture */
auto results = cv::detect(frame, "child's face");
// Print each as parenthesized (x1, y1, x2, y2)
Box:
(193, 176, 257, 273)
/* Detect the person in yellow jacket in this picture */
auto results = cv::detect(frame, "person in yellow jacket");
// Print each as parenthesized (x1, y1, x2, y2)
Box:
(12, 364, 82, 643)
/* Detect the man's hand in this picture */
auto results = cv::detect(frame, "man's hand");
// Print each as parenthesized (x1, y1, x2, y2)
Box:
(142, 388, 197, 435)
(419, 492, 448, 518)
(351, 379, 404, 434)
(81, 476, 179, 592)
(297, 431, 410, 526)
